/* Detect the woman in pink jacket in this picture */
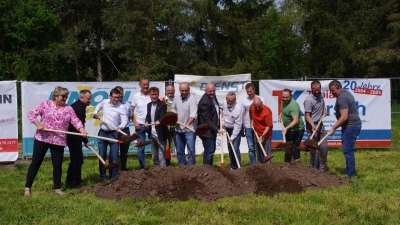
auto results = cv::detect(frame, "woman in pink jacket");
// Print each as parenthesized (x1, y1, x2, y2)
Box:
(24, 86, 88, 196)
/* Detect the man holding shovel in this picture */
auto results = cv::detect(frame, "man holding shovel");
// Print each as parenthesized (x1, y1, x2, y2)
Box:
(328, 80, 362, 179)
(221, 92, 243, 170)
(249, 97, 273, 164)
(93, 88, 128, 181)
(304, 80, 328, 172)
(171, 82, 198, 165)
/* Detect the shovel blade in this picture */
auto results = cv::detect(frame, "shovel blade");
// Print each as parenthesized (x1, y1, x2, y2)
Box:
(104, 160, 121, 169)
(120, 133, 140, 143)
(265, 155, 274, 163)
(194, 123, 212, 136)
(159, 112, 178, 126)
(134, 140, 152, 147)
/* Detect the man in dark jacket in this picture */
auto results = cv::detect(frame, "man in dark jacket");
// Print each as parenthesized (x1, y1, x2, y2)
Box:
(197, 82, 223, 165)
(66, 89, 92, 187)
(145, 87, 169, 166)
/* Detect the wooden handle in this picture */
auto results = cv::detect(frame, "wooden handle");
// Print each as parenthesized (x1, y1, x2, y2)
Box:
(310, 115, 325, 139)
(225, 130, 241, 169)
(318, 133, 330, 145)
(177, 121, 195, 132)
(44, 129, 122, 143)
(87, 145, 107, 165)
(99, 118, 127, 136)
(219, 113, 224, 166)
(280, 122, 287, 143)
(252, 127, 268, 158)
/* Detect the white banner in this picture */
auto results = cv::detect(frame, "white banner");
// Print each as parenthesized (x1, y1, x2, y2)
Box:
(0, 81, 18, 162)
(174, 74, 251, 155)
(260, 79, 391, 147)
(21, 81, 165, 156)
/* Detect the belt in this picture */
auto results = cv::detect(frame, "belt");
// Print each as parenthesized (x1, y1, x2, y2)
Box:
(100, 129, 116, 134)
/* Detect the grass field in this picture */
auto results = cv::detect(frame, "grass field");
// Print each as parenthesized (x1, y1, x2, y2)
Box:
(1, 114, 400, 224)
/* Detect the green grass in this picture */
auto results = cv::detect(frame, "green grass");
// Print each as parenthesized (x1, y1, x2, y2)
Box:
(1, 148, 400, 225)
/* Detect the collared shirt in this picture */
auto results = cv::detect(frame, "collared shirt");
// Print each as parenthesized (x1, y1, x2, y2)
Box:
(131, 92, 150, 124)
(241, 95, 265, 128)
(121, 101, 132, 128)
(304, 93, 324, 123)
(212, 98, 219, 118)
(28, 100, 84, 146)
(94, 99, 128, 130)
(221, 100, 243, 140)
(171, 93, 198, 133)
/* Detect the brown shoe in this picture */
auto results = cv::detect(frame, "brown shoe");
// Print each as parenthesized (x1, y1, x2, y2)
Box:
(54, 189, 65, 195)
(24, 188, 31, 197)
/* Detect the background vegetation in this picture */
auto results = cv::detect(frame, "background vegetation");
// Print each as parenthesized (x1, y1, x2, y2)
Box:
(1, 0, 399, 82)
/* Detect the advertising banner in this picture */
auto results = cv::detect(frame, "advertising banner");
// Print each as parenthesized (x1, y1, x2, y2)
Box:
(21, 82, 165, 156)
(174, 74, 251, 154)
(259, 79, 391, 147)
(0, 81, 19, 162)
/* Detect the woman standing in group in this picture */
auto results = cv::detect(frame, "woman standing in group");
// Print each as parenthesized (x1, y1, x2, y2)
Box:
(24, 86, 88, 196)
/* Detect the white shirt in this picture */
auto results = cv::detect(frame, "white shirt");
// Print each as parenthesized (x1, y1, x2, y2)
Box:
(131, 92, 151, 124)
(121, 101, 132, 128)
(221, 100, 243, 140)
(241, 95, 265, 128)
(94, 99, 128, 130)
(150, 103, 158, 137)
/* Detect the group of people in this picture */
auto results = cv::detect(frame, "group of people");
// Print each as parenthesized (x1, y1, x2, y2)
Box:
(23, 79, 362, 196)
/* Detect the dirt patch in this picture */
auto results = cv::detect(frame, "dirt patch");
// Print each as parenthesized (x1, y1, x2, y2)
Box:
(80, 162, 348, 202)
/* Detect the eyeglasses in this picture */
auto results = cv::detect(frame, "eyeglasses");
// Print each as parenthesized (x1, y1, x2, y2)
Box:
(61, 95, 68, 99)
(254, 105, 262, 109)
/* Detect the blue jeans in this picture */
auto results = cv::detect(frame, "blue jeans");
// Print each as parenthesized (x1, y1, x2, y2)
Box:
(119, 127, 130, 171)
(256, 138, 272, 164)
(226, 128, 241, 170)
(97, 130, 121, 179)
(245, 128, 256, 165)
(136, 124, 149, 169)
(176, 131, 196, 165)
(341, 124, 361, 177)
(200, 136, 216, 165)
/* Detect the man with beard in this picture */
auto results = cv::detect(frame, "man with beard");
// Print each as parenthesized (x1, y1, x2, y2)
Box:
(164, 84, 176, 166)
(303, 80, 328, 172)
(281, 89, 305, 162)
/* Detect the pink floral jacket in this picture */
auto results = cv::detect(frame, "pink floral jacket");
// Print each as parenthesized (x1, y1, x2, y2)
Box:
(28, 100, 84, 146)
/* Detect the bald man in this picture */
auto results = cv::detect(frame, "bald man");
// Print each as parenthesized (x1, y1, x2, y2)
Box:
(171, 82, 198, 165)
(197, 82, 223, 165)
(249, 97, 273, 164)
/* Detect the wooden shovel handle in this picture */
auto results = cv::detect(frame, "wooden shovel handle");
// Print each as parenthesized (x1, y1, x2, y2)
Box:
(225, 129, 241, 169)
(318, 132, 331, 145)
(87, 145, 107, 166)
(219, 113, 224, 166)
(44, 129, 122, 143)
(252, 127, 269, 158)
(177, 121, 195, 132)
(99, 118, 128, 136)
(310, 115, 325, 139)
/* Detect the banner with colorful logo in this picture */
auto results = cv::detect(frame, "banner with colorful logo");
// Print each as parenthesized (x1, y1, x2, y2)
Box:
(21, 82, 165, 156)
(260, 79, 391, 147)
(174, 74, 251, 154)
(0, 81, 18, 162)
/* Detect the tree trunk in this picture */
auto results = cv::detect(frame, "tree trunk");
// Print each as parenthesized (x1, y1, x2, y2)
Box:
(96, 21, 103, 82)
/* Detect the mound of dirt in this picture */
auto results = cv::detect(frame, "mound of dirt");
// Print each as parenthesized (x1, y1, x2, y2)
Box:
(80, 162, 348, 202)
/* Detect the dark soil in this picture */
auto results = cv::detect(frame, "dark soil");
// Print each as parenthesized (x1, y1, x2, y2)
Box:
(80, 161, 349, 202)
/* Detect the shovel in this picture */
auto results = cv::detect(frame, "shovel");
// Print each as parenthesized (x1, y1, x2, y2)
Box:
(145, 111, 178, 126)
(44, 129, 124, 144)
(87, 145, 120, 169)
(176, 122, 211, 136)
(219, 113, 224, 168)
(252, 128, 274, 163)
(98, 118, 139, 143)
(99, 119, 151, 148)
(276, 121, 293, 149)
(224, 127, 241, 169)
(298, 115, 325, 151)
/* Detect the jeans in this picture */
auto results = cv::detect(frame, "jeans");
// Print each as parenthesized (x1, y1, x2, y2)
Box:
(119, 127, 130, 171)
(256, 138, 272, 164)
(176, 131, 196, 165)
(150, 136, 166, 166)
(25, 139, 64, 189)
(66, 136, 84, 185)
(226, 128, 241, 170)
(245, 128, 256, 165)
(136, 124, 149, 169)
(285, 129, 305, 160)
(200, 136, 216, 165)
(97, 130, 120, 179)
(341, 124, 361, 176)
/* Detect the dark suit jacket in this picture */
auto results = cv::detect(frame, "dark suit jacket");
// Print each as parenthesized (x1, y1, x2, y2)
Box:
(67, 100, 88, 144)
(146, 99, 169, 141)
(197, 93, 220, 139)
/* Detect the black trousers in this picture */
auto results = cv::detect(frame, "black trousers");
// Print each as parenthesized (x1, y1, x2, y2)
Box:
(25, 139, 64, 189)
(285, 129, 305, 160)
(119, 127, 130, 171)
(66, 136, 84, 185)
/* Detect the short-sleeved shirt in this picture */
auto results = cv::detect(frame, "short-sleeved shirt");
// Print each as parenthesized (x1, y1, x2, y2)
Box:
(335, 90, 361, 129)
(249, 104, 273, 139)
(304, 93, 324, 123)
(131, 92, 151, 124)
(281, 99, 305, 131)
(241, 95, 265, 128)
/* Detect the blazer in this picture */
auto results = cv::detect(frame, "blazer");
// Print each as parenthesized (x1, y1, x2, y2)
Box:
(145, 99, 169, 141)
(197, 93, 220, 139)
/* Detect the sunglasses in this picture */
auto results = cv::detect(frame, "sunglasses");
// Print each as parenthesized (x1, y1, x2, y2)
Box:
(61, 95, 68, 99)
